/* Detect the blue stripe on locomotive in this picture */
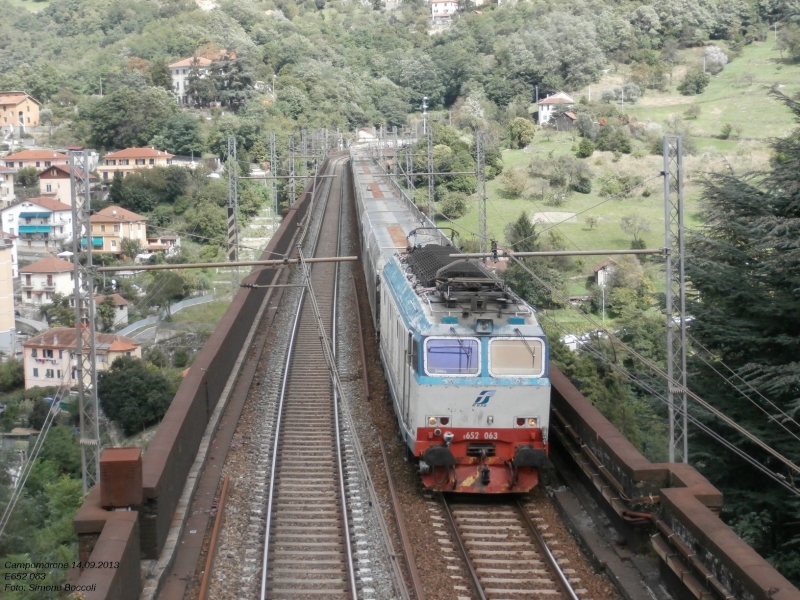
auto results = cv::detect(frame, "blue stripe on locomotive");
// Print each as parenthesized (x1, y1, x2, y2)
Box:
(381, 255, 550, 388)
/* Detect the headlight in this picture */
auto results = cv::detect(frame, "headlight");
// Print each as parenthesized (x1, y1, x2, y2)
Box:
(528, 417, 538, 427)
(427, 416, 450, 426)
(428, 416, 437, 426)
(515, 416, 540, 428)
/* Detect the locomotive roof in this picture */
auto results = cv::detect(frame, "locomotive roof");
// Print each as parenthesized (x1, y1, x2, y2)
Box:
(406, 244, 488, 286)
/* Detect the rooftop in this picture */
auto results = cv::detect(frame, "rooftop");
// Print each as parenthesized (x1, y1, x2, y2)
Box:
(23, 327, 140, 353)
(102, 148, 175, 160)
(9, 196, 73, 212)
(95, 293, 128, 307)
(38, 164, 94, 180)
(20, 255, 73, 274)
(91, 206, 147, 223)
(0, 92, 40, 106)
(3, 149, 69, 161)
(169, 57, 213, 68)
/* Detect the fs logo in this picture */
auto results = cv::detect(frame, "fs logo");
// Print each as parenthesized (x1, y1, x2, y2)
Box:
(473, 390, 496, 407)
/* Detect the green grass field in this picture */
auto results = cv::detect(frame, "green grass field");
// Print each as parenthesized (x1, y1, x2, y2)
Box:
(440, 40, 800, 260)
(170, 300, 230, 326)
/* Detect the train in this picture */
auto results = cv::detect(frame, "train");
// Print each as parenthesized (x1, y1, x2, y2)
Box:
(351, 150, 551, 494)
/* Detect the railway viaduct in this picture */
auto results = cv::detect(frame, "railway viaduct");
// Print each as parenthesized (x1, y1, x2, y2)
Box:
(70, 151, 800, 600)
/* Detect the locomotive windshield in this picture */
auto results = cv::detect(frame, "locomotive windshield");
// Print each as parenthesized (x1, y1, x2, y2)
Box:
(424, 338, 480, 376)
(489, 338, 545, 377)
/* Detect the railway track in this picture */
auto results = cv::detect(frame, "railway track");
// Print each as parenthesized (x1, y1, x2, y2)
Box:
(260, 157, 359, 600)
(442, 496, 583, 600)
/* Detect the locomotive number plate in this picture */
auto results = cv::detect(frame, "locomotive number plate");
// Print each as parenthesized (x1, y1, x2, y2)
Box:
(463, 431, 498, 440)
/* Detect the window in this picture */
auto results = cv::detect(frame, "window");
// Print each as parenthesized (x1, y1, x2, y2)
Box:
(111, 240, 117, 248)
(120, 159, 129, 165)
(424, 337, 480, 376)
(149, 159, 154, 165)
(135, 159, 145, 165)
(45, 369, 54, 378)
(26, 291, 31, 299)
(35, 161, 40, 167)
(114, 224, 120, 232)
(489, 338, 545, 377)
(33, 368, 38, 377)
(43, 349, 53, 358)
(59, 350, 63, 358)
(31, 349, 37, 358)
(46, 184, 52, 192)
(44, 161, 51, 167)
(57, 370, 62, 379)
(101, 225, 106, 232)
(103, 172, 109, 180)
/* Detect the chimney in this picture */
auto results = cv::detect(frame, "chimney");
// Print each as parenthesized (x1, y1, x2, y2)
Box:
(54, 334, 58, 345)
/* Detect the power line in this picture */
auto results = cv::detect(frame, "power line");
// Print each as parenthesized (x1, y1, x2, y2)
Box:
(509, 254, 800, 477)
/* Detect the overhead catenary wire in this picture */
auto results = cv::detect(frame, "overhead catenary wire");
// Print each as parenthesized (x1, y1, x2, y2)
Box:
(538, 310, 800, 497)
(508, 254, 800, 477)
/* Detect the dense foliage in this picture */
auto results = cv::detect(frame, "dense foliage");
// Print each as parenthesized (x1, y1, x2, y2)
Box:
(684, 94, 800, 581)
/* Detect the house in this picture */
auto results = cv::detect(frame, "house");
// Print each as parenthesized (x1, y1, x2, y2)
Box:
(431, 0, 458, 19)
(1, 231, 18, 278)
(593, 257, 617, 287)
(169, 57, 213, 105)
(3, 149, 69, 170)
(537, 91, 574, 125)
(146, 234, 181, 256)
(0, 235, 14, 351)
(89, 206, 148, 254)
(99, 148, 174, 181)
(554, 111, 578, 132)
(0, 91, 41, 131)
(0, 166, 16, 206)
(23, 327, 141, 389)
(94, 293, 129, 328)
(1, 197, 74, 252)
(19, 256, 75, 306)
(38, 164, 95, 206)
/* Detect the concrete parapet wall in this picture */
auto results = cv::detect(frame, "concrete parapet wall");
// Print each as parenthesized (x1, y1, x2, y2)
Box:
(549, 364, 800, 600)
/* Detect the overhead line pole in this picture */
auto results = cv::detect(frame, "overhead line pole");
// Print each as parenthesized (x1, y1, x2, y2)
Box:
(427, 119, 435, 220)
(476, 131, 487, 254)
(663, 135, 688, 464)
(270, 132, 278, 224)
(70, 149, 101, 493)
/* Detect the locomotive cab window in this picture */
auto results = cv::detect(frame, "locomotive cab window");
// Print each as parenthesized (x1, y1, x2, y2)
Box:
(489, 338, 544, 377)
(424, 337, 480, 376)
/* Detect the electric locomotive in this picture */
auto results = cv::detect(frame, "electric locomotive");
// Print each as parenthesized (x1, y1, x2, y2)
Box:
(353, 152, 551, 493)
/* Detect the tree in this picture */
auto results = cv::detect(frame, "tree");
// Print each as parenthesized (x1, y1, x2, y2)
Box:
(80, 86, 178, 149)
(776, 23, 800, 60)
(576, 138, 595, 158)
(499, 168, 529, 198)
(508, 117, 536, 149)
(148, 58, 173, 91)
(619, 214, 650, 242)
(683, 94, 800, 578)
(121, 238, 143, 260)
(677, 69, 710, 95)
(152, 113, 205, 156)
(585, 216, 598, 230)
(97, 356, 174, 435)
(684, 104, 702, 119)
(0, 359, 24, 392)
(42, 294, 74, 327)
(15, 167, 39, 188)
(438, 191, 468, 219)
(704, 45, 729, 74)
(147, 271, 188, 314)
(97, 295, 117, 332)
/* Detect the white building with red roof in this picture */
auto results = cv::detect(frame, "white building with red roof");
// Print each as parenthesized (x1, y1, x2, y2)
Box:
(94, 293, 129, 328)
(19, 256, 75, 306)
(431, 0, 458, 19)
(99, 148, 174, 180)
(169, 57, 213, 105)
(0, 166, 15, 206)
(3, 149, 69, 170)
(23, 327, 141, 389)
(38, 164, 95, 206)
(537, 91, 574, 125)
(1, 196, 74, 252)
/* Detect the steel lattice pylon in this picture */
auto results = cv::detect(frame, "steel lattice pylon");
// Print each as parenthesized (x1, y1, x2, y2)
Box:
(270, 132, 278, 221)
(70, 149, 101, 493)
(476, 131, 487, 254)
(663, 135, 688, 463)
(227, 136, 239, 262)
(427, 122, 435, 219)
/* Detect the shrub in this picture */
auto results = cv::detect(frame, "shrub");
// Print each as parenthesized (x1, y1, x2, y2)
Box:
(677, 69, 710, 95)
(438, 191, 468, 219)
(684, 104, 702, 119)
(704, 45, 728, 74)
(719, 123, 734, 139)
(499, 168, 529, 198)
(596, 126, 632, 154)
(576, 138, 595, 158)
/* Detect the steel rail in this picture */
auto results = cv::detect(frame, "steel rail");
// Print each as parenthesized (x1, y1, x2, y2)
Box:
(95, 257, 357, 272)
(330, 161, 360, 600)
(259, 156, 342, 600)
(515, 499, 581, 600)
(439, 495, 488, 600)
